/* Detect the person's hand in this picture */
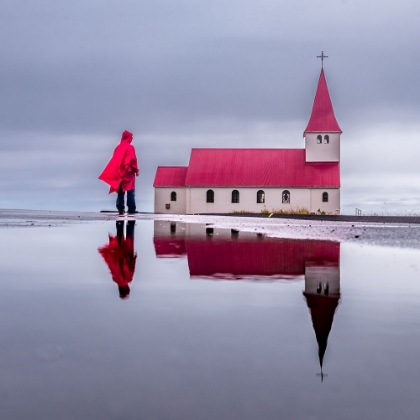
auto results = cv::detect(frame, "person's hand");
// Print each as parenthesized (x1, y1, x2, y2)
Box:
(136, 172, 139, 177)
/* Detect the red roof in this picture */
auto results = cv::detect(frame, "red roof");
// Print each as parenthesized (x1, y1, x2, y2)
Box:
(304, 69, 342, 135)
(184, 148, 339, 187)
(153, 166, 188, 187)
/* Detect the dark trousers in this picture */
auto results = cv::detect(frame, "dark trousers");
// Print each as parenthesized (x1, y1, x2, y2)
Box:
(116, 184, 136, 214)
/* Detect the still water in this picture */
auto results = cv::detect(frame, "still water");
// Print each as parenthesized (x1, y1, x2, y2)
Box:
(0, 219, 419, 420)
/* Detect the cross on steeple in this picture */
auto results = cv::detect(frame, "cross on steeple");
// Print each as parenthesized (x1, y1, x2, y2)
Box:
(317, 51, 328, 68)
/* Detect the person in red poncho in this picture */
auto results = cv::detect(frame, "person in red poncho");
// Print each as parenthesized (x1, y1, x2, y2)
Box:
(99, 130, 139, 215)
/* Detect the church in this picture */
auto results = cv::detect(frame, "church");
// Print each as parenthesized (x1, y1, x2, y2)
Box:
(153, 65, 342, 215)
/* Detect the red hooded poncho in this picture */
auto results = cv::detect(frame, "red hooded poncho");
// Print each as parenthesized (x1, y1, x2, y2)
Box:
(99, 130, 139, 193)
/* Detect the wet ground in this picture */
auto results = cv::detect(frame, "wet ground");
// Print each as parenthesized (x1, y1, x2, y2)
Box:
(1, 211, 420, 419)
(2, 209, 420, 249)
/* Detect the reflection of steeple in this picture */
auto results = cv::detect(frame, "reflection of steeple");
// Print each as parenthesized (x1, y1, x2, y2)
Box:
(304, 292, 340, 377)
(303, 252, 340, 379)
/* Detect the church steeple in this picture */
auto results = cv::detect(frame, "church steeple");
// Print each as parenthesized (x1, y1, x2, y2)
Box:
(304, 69, 342, 136)
(304, 65, 342, 163)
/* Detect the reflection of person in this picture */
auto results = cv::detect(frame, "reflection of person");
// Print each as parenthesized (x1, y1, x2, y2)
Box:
(98, 221, 137, 299)
(98, 130, 139, 215)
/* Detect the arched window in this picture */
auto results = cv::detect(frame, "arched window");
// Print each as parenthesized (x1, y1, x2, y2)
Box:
(322, 192, 329, 202)
(282, 190, 290, 204)
(231, 190, 240, 203)
(324, 135, 329, 144)
(206, 189, 214, 203)
(257, 190, 265, 204)
(170, 191, 177, 201)
(317, 135, 322, 144)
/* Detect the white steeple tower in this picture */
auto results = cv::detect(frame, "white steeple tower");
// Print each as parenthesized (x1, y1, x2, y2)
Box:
(304, 68, 342, 163)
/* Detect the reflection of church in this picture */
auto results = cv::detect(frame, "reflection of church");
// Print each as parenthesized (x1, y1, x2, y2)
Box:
(154, 221, 341, 377)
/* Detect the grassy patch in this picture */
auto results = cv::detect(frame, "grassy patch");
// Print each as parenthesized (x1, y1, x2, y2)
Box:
(262, 207, 311, 215)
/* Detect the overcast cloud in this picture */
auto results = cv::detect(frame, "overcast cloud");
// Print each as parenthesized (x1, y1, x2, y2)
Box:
(1, 0, 419, 214)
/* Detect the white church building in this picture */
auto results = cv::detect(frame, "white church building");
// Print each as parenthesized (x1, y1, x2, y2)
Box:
(153, 67, 342, 214)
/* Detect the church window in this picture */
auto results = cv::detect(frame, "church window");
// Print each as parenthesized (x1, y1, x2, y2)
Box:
(231, 190, 240, 203)
(322, 192, 329, 202)
(282, 190, 290, 204)
(324, 135, 329, 144)
(317, 135, 322, 144)
(206, 189, 214, 203)
(170, 191, 177, 201)
(257, 190, 265, 204)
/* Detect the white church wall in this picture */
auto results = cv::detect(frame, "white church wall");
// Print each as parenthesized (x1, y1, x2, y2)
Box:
(310, 188, 340, 214)
(155, 187, 340, 214)
(186, 223, 259, 239)
(187, 187, 311, 214)
(305, 133, 340, 162)
(154, 188, 187, 214)
(154, 220, 187, 237)
(155, 220, 269, 239)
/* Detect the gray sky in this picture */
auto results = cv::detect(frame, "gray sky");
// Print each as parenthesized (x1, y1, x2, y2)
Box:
(1, 0, 419, 214)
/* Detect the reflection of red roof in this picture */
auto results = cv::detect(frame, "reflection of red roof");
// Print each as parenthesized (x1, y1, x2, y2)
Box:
(187, 239, 338, 278)
(153, 166, 188, 187)
(154, 235, 339, 278)
(184, 149, 339, 187)
(304, 69, 342, 135)
(154, 238, 186, 258)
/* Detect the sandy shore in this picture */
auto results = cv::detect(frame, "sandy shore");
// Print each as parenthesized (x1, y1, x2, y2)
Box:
(1, 209, 420, 249)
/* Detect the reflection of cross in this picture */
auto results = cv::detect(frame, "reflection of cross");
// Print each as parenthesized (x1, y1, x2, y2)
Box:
(316, 370, 328, 383)
(317, 51, 328, 68)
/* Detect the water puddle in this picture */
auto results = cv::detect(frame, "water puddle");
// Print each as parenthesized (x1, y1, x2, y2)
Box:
(0, 219, 419, 419)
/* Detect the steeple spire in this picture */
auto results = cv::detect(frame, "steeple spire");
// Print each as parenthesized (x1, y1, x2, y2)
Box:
(304, 69, 342, 136)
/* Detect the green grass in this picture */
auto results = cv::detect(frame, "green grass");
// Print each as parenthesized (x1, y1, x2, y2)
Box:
(262, 206, 311, 215)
